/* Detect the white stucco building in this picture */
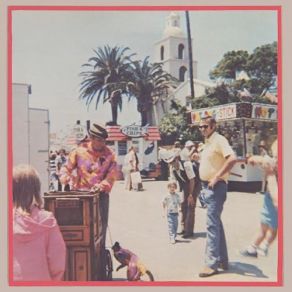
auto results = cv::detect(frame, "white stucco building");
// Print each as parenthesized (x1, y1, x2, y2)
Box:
(153, 12, 198, 82)
(151, 12, 215, 125)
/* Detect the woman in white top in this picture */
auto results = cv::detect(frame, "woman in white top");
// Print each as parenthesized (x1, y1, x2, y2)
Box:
(122, 146, 138, 190)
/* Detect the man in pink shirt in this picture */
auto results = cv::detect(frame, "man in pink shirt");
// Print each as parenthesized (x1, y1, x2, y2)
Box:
(60, 123, 118, 280)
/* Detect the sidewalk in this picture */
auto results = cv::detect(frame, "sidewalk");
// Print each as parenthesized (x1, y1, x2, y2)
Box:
(107, 179, 278, 283)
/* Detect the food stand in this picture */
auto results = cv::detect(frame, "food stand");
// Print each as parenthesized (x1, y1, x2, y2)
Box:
(106, 125, 161, 179)
(189, 102, 278, 192)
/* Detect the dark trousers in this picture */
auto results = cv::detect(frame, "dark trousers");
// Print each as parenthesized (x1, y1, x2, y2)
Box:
(96, 193, 109, 280)
(181, 181, 200, 235)
(160, 160, 169, 181)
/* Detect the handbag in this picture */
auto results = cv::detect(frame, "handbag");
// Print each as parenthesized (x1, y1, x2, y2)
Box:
(130, 171, 142, 184)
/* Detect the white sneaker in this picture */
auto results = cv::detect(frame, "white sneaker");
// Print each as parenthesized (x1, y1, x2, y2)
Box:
(170, 238, 176, 244)
(257, 247, 268, 256)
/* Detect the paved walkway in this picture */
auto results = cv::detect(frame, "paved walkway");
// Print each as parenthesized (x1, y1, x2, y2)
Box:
(107, 180, 278, 283)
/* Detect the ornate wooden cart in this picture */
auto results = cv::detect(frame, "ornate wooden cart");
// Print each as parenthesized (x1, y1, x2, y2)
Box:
(44, 191, 112, 281)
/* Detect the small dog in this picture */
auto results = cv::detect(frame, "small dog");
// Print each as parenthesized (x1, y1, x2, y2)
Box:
(112, 242, 154, 281)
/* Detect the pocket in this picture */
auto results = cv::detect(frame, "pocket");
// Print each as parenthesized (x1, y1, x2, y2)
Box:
(201, 187, 214, 203)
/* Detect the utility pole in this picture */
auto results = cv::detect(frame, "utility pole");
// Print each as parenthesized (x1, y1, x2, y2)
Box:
(185, 11, 195, 99)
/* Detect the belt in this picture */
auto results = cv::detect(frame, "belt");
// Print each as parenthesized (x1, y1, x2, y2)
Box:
(201, 180, 226, 185)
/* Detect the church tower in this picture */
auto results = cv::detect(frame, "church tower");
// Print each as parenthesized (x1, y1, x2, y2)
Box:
(154, 12, 198, 82)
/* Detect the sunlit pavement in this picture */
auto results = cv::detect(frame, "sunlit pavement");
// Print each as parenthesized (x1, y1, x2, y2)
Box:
(107, 179, 279, 283)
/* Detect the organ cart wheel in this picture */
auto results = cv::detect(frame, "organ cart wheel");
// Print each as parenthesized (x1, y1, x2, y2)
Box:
(105, 249, 113, 280)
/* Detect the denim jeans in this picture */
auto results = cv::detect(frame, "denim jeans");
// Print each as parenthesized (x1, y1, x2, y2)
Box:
(202, 181, 228, 269)
(167, 213, 179, 239)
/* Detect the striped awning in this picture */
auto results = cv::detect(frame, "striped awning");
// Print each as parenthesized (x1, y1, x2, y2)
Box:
(106, 126, 160, 141)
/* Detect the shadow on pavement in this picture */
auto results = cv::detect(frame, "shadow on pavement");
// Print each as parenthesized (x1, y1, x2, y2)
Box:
(176, 232, 207, 243)
(175, 239, 192, 244)
(194, 232, 206, 238)
(224, 262, 268, 278)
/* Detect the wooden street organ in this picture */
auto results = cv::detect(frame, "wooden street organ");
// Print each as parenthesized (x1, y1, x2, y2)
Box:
(44, 191, 112, 281)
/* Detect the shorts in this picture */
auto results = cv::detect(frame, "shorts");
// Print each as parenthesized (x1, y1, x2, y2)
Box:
(260, 192, 278, 229)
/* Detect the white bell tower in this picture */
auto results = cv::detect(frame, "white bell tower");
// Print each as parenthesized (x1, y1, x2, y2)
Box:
(154, 12, 197, 82)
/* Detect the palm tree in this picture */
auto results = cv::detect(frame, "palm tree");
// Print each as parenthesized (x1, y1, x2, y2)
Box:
(127, 57, 178, 126)
(79, 45, 134, 125)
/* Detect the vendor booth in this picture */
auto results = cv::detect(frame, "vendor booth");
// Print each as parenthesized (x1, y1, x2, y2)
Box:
(106, 125, 161, 179)
(189, 102, 278, 192)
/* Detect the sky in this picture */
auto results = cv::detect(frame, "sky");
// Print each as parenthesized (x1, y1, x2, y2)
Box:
(12, 9, 278, 134)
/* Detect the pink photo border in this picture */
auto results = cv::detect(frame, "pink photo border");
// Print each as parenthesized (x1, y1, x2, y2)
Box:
(7, 5, 283, 287)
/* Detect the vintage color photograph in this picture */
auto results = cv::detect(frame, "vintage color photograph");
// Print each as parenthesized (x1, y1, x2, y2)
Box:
(8, 6, 281, 286)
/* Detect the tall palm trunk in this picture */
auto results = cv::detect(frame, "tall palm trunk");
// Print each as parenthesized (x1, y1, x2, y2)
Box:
(109, 90, 120, 125)
(141, 111, 148, 127)
(185, 11, 195, 99)
(111, 103, 118, 125)
(138, 97, 151, 126)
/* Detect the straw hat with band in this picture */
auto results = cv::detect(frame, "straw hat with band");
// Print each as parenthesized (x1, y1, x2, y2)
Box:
(88, 123, 108, 140)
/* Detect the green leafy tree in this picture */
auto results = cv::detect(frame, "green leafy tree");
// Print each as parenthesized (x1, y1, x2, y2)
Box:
(128, 57, 178, 126)
(210, 50, 249, 81)
(191, 83, 240, 109)
(79, 45, 134, 125)
(159, 101, 201, 145)
(209, 42, 277, 98)
(246, 41, 277, 95)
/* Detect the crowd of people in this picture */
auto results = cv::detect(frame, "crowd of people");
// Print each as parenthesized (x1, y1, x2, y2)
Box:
(48, 149, 70, 191)
(12, 116, 279, 281)
(160, 116, 278, 277)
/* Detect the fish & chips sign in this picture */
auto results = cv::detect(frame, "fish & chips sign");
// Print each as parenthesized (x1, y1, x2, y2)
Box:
(121, 124, 149, 138)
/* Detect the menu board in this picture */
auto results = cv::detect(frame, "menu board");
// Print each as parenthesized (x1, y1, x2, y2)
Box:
(190, 102, 277, 124)
(251, 103, 277, 120)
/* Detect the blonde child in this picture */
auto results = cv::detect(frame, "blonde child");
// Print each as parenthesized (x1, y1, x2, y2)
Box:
(162, 182, 183, 244)
(241, 140, 278, 257)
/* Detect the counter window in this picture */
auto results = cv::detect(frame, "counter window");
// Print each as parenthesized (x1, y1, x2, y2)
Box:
(217, 120, 277, 157)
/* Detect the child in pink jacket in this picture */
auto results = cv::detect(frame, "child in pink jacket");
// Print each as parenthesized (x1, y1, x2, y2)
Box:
(13, 164, 66, 281)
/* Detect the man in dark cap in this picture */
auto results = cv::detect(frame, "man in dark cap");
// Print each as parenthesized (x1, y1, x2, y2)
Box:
(60, 123, 117, 280)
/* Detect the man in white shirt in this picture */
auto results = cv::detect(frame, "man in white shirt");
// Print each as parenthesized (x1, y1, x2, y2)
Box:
(198, 116, 237, 278)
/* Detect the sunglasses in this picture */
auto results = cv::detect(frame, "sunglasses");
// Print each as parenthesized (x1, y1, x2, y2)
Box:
(198, 125, 209, 130)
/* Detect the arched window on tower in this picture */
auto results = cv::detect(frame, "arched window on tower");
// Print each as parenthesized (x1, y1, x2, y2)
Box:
(179, 66, 187, 82)
(160, 46, 164, 61)
(178, 44, 184, 59)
